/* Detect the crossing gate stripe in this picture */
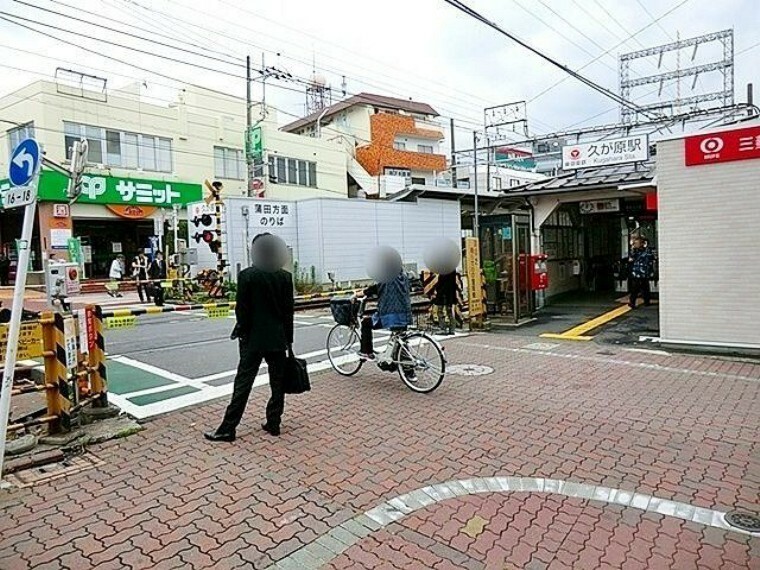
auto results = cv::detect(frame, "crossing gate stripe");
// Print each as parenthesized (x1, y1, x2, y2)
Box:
(421, 271, 465, 327)
(53, 313, 71, 430)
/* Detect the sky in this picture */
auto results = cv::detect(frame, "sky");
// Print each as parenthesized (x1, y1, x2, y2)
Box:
(0, 0, 758, 148)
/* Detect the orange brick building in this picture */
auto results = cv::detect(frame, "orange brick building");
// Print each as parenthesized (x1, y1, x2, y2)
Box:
(355, 113, 447, 177)
(282, 93, 447, 195)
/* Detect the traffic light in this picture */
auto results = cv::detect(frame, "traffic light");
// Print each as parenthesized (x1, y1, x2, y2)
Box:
(191, 213, 214, 227)
(192, 230, 221, 253)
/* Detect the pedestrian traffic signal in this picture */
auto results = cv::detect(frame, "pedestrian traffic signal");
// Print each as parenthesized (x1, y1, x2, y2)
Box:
(193, 230, 221, 253)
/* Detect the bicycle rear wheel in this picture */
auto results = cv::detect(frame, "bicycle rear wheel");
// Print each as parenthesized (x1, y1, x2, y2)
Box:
(396, 332, 446, 393)
(326, 324, 363, 376)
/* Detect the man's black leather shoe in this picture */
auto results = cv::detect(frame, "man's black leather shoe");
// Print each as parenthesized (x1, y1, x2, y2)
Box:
(261, 423, 280, 436)
(204, 430, 235, 442)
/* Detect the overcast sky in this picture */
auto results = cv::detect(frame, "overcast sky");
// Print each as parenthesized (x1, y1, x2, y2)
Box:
(1, 0, 758, 147)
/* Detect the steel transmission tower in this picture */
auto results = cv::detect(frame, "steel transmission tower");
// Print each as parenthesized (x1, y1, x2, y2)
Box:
(619, 30, 734, 123)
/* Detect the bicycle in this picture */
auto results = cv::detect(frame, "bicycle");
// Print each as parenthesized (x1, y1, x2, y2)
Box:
(326, 296, 447, 393)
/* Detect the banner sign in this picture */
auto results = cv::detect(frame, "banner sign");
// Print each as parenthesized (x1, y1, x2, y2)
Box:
(77, 306, 97, 355)
(562, 135, 649, 170)
(0, 171, 203, 207)
(465, 237, 485, 318)
(685, 125, 760, 166)
(206, 306, 230, 319)
(0, 322, 43, 362)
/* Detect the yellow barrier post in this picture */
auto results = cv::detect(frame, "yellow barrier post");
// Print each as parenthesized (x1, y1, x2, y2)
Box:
(51, 313, 72, 432)
(90, 306, 108, 407)
(41, 312, 63, 432)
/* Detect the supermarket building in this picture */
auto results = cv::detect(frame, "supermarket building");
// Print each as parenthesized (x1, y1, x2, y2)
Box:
(0, 79, 348, 279)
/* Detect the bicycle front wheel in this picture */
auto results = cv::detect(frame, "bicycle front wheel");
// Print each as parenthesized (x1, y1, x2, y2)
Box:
(396, 332, 446, 393)
(326, 324, 363, 376)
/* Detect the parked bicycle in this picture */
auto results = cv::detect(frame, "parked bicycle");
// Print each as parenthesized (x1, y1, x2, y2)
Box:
(326, 296, 447, 393)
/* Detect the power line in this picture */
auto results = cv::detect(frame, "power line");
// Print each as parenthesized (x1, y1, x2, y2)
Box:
(125, 0, 489, 127)
(440, 0, 655, 117)
(3, 4, 487, 131)
(66, 0, 244, 63)
(209, 0, 500, 111)
(0, 13, 321, 103)
(526, 0, 694, 105)
(633, 0, 676, 41)
(1, 8, 248, 77)
(508, 0, 676, 105)
(566, 0, 678, 100)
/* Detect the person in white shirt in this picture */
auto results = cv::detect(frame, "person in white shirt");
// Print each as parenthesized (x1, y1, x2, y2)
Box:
(106, 254, 125, 297)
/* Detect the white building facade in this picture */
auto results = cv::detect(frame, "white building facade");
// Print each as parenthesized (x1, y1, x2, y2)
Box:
(0, 79, 350, 279)
(190, 196, 462, 287)
(656, 121, 760, 350)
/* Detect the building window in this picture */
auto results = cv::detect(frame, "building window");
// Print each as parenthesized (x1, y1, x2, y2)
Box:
(491, 177, 502, 190)
(7, 122, 35, 152)
(214, 146, 245, 180)
(393, 141, 406, 151)
(411, 177, 426, 186)
(509, 179, 520, 187)
(64, 122, 172, 172)
(418, 144, 434, 154)
(267, 155, 317, 187)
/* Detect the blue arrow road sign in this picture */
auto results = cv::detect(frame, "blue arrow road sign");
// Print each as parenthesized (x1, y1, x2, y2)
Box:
(8, 138, 41, 187)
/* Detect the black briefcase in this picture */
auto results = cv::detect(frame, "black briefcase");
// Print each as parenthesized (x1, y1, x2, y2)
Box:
(284, 351, 310, 394)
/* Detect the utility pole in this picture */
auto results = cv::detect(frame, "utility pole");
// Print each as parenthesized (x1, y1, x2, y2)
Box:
(486, 134, 491, 195)
(473, 130, 480, 239)
(261, 52, 267, 110)
(450, 118, 457, 189)
(246, 55, 254, 198)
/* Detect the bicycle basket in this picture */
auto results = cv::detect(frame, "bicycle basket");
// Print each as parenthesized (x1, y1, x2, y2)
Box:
(330, 298, 356, 326)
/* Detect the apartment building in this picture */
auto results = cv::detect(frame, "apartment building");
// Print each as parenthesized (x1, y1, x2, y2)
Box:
(282, 92, 448, 196)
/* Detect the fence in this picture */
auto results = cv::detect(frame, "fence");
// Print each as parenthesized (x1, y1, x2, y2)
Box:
(4, 305, 108, 437)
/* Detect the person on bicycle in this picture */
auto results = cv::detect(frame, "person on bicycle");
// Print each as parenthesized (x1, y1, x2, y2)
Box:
(358, 268, 413, 360)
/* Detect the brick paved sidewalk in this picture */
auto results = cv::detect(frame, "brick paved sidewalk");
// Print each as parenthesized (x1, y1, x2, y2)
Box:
(1, 334, 758, 569)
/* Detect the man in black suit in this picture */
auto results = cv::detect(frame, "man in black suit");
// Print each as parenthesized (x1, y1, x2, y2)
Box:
(149, 252, 168, 307)
(205, 234, 294, 441)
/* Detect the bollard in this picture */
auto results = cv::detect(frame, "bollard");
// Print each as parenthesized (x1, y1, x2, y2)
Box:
(40, 312, 64, 432)
(90, 306, 109, 408)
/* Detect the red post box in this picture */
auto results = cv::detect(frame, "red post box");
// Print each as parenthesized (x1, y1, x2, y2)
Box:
(530, 254, 548, 291)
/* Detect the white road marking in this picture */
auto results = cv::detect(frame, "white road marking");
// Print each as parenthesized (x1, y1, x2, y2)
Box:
(624, 348, 672, 357)
(106, 332, 467, 419)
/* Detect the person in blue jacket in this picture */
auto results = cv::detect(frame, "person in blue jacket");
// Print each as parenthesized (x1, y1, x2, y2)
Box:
(358, 270, 412, 360)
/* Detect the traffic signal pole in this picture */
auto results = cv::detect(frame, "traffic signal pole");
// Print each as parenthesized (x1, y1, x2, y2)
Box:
(0, 179, 39, 482)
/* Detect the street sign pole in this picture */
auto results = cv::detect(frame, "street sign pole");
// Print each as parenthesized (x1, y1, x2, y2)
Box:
(0, 194, 38, 481)
(1, 138, 42, 481)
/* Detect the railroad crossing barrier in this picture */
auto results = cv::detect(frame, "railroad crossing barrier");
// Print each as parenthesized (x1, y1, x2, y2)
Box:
(420, 271, 466, 328)
(3, 305, 108, 437)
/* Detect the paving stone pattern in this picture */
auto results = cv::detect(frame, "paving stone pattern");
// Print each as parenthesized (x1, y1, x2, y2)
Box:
(0, 335, 758, 569)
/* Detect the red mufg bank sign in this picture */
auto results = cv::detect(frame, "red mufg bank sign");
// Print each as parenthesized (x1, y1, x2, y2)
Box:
(685, 125, 760, 166)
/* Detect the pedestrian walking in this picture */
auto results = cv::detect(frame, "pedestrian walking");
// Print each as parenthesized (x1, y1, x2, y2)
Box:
(149, 252, 167, 306)
(205, 233, 294, 441)
(132, 252, 152, 303)
(433, 270, 457, 335)
(106, 254, 125, 297)
(628, 236, 655, 308)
